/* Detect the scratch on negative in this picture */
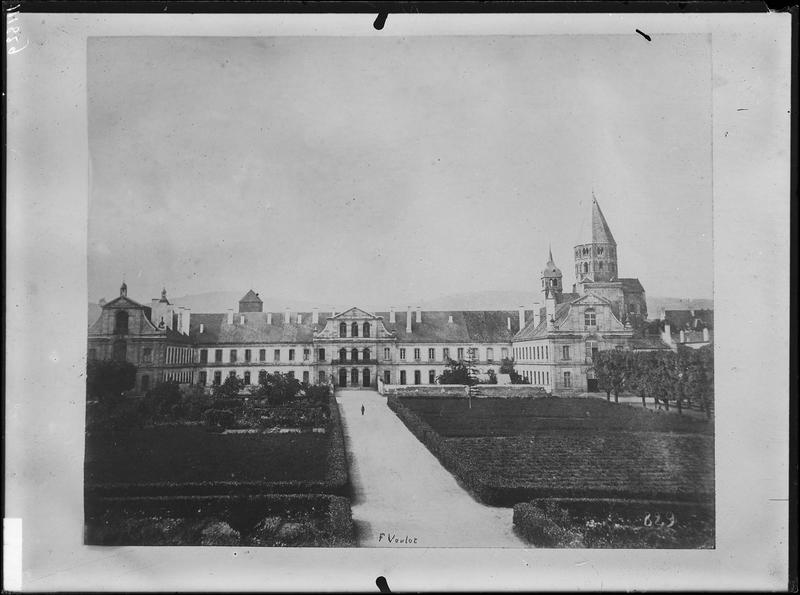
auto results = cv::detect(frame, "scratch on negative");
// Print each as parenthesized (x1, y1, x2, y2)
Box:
(636, 29, 652, 42)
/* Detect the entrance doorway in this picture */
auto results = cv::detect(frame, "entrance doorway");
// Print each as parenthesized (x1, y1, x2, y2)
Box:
(362, 368, 371, 387)
(351, 368, 359, 385)
(339, 368, 348, 387)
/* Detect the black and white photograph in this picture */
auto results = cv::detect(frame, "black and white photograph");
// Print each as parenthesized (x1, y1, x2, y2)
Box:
(5, 8, 792, 592)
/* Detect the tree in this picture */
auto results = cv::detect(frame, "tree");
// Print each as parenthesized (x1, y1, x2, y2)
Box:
(595, 349, 633, 403)
(143, 380, 183, 418)
(627, 351, 655, 409)
(212, 374, 245, 400)
(437, 358, 472, 385)
(86, 359, 137, 401)
(678, 344, 714, 419)
(499, 357, 524, 384)
(485, 369, 498, 384)
(254, 371, 302, 406)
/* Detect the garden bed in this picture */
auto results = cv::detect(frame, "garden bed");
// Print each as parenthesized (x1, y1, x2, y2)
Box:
(85, 493, 355, 547)
(513, 498, 714, 548)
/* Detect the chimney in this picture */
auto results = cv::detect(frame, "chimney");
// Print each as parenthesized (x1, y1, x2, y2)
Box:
(227, 309, 234, 325)
(331, 309, 337, 318)
(239, 314, 245, 325)
(518, 307, 525, 329)
(703, 327, 709, 342)
(312, 308, 319, 324)
(448, 315, 453, 323)
(199, 323, 205, 334)
(285, 308, 291, 325)
(297, 314, 302, 324)
(507, 317, 511, 331)
(98, 298, 106, 307)
(182, 307, 191, 334)
(267, 312, 273, 325)
(660, 308, 667, 321)
(679, 329, 685, 343)
(406, 306, 412, 333)
(415, 306, 422, 324)
(389, 306, 396, 324)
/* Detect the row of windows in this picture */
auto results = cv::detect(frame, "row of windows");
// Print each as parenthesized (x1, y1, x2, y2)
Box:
(522, 370, 550, 386)
(339, 322, 371, 338)
(576, 246, 615, 257)
(577, 262, 617, 274)
(200, 347, 314, 364)
(166, 346, 192, 364)
(397, 346, 507, 362)
(199, 369, 319, 386)
(513, 345, 549, 361)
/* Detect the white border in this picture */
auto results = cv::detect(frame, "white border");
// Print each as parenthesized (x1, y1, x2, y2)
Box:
(5, 12, 791, 592)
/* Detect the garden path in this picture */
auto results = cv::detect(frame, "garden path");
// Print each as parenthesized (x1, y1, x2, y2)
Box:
(335, 389, 525, 548)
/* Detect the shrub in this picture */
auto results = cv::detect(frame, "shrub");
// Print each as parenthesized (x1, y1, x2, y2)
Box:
(86, 359, 137, 401)
(204, 409, 235, 430)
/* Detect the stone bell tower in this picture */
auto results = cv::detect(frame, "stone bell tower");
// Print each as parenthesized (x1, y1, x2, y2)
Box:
(574, 193, 618, 284)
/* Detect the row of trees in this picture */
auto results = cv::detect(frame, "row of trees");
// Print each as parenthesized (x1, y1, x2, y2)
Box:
(594, 345, 714, 418)
(436, 352, 530, 386)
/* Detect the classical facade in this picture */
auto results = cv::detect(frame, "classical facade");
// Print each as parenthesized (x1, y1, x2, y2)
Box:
(87, 196, 671, 397)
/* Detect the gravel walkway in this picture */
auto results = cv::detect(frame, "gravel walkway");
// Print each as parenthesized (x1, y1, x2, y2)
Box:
(336, 389, 524, 548)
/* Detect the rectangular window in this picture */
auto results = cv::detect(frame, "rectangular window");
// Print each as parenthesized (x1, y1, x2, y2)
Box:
(244, 371, 251, 385)
(443, 347, 450, 360)
(457, 347, 464, 360)
(399, 370, 406, 384)
(213, 371, 221, 385)
(585, 311, 596, 326)
(429, 370, 436, 384)
(563, 371, 571, 387)
(414, 348, 421, 361)
(318, 348, 326, 361)
(199, 371, 207, 385)
(400, 348, 406, 360)
(546, 346, 549, 359)
(287, 371, 294, 379)
(230, 349, 237, 363)
(259, 349, 266, 362)
(303, 349, 310, 361)
(215, 349, 223, 363)
(229, 371, 236, 378)
(562, 346, 570, 360)
(318, 371, 326, 384)
(303, 371, 309, 383)
(199, 349, 208, 363)
(274, 349, 280, 362)
(501, 347, 508, 359)
(428, 348, 435, 361)
(244, 349, 251, 362)
(384, 347, 390, 360)
(289, 349, 295, 361)
(487, 348, 494, 362)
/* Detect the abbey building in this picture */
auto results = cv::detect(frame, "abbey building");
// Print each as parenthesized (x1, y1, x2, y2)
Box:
(87, 197, 669, 397)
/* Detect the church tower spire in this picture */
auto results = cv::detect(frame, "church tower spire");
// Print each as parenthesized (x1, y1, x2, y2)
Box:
(574, 194, 618, 283)
(541, 243, 563, 300)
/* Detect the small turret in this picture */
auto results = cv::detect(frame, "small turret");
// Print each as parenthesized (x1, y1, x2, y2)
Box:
(541, 245, 563, 300)
(120, 280, 127, 297)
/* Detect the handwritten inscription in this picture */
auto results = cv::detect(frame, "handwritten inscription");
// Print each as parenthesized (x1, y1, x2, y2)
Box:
(644, 512, 677, 528)
(7, 6, 29, 55)
(378, 532, 418, 544)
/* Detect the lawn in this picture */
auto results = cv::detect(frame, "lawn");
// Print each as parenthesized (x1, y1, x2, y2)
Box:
(85, 427, 328, 486)
(398, 396, 712, 437)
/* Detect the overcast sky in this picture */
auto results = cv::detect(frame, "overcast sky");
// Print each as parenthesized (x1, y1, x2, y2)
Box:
(88, 34, 712, 308)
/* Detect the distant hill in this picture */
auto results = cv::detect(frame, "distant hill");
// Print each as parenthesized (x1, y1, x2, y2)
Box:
(87, 290, 714, 327)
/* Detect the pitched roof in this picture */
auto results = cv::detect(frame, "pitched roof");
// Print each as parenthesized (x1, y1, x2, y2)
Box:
(238, 289, 262, 304)
(513, 302, 572, 341)
(628, 336, 672, 351)
(665, 309, 714, 331)
(620, 278, 645, 293)
(377, 310, 531, 344)
(190, 312, 332, 345)
(592, 195, 616, 245)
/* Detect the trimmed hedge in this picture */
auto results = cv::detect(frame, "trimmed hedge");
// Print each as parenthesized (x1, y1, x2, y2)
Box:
(388, 396, 714, 506)
(324, 399, 349, 493)
(513, 499, 714, 548)
(85, 493, 355, 547)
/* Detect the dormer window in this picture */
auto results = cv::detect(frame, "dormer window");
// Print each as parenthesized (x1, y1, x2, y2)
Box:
(584, 309, 596, 326)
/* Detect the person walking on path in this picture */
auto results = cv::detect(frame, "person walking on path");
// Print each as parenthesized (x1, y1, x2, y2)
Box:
(361, 404, 365, 416)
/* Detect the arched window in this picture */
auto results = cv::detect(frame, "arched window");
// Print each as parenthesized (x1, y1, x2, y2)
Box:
(363, 322, 371, 337)
(363, 348, 371, 361)
(583, 262, 589, 273)
(599, 261, 604, 270)
(351, 368, 359, 384)
(339, 348, 347, 362)
(383, 370, 391, 384)
(339, 322, 347, 337)
(351, 322, 359, 337)
(114, 311, 129, 334)
(339, 368, 348, 387)
(362, 368, 370, 387)
(351, 348, 359, 362)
